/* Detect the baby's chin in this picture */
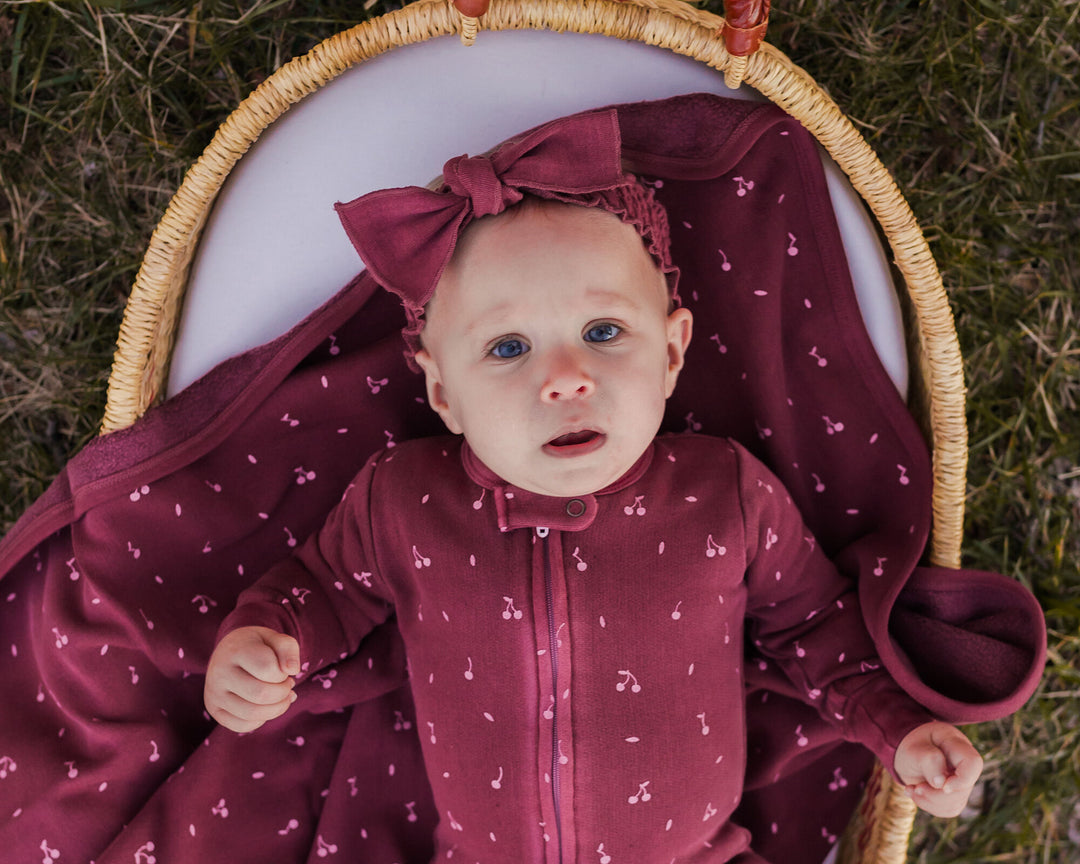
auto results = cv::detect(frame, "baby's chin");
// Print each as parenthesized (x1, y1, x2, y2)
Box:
(518, 480, 606, 499)
(475, 435, 651, 499)
(510, 463, 628, 499)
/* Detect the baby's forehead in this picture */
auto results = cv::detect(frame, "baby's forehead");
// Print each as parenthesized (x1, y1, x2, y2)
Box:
(419, 197, 672, 344)
(466, 284, 649, 323)
(430, 242, 665, 329)
(459, 200, 658, 270)
(464, 196, 630, 243)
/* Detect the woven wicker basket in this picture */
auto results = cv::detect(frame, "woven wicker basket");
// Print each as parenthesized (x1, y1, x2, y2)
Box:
(101, 2, 969, 861)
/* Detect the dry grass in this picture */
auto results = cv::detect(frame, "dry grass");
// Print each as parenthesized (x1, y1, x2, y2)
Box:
(1, 1, 1077, 861)
(775, 2, 1080, 861)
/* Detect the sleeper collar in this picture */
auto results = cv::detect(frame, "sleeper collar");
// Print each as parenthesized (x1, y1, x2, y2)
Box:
(460, 440, 654, 533)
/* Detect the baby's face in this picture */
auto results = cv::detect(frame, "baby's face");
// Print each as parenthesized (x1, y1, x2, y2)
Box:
(414, 201, 692, 498)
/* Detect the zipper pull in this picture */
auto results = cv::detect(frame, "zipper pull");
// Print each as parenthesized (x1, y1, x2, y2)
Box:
(536, 527, 550, 539)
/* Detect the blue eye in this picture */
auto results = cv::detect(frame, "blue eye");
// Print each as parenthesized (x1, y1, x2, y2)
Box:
(491, 338, 528, 359)
(584, 323, 620, 343)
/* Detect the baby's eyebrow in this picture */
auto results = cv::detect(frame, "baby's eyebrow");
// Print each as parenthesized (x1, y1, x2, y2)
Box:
(582, 288, 644, 311)
(463, 303, 517, 337)
(463, 288, 646, 338)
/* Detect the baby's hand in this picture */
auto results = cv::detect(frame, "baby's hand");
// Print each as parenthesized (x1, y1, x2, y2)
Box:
(204, 626, 301, 733)
(894, 721, 983, 817)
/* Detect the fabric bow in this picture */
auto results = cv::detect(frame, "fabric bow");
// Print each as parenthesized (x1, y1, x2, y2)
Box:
(334, 109, 628, 316)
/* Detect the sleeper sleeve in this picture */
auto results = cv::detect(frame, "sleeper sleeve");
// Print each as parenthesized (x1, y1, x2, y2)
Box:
(732, 441, 935, 777)
(217, 452, 394, 675)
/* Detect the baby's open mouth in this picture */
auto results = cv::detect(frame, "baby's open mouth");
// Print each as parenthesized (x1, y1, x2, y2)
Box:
(544, 430, 605, 457)
(548, 430, 600, 448)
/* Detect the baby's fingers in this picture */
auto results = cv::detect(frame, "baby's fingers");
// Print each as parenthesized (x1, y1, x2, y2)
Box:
(895, 722, 984, 818)
(938, 732, 983, 794)
(904, 726, 983, 818)
(211, 688, 297, 734)
(897, 734, 950, 789)
(907, 780, 974, 818)
(235, 629, 301, 682)
(205, 627, 301, 733)
(228, 670, 296, 707)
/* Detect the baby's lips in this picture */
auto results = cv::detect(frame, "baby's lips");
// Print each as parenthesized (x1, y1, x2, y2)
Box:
(547, 429, 600, 447)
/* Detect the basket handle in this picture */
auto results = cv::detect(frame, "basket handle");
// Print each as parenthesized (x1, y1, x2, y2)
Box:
(449, 1, 771, 67)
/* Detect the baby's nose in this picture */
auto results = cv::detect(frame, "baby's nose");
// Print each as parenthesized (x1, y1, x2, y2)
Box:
(541, 352, 596, 402)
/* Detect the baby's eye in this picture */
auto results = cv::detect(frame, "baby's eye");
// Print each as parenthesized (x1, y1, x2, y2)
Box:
(490, 338, 529, 359)
(584, 323, 621, 343)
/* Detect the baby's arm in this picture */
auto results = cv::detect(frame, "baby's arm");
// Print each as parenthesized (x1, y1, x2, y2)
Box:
(203, 454, 394, 733)
(204, 626, 301, 733)
(894, 721, 983, 817)
(732, 441, 981, 818)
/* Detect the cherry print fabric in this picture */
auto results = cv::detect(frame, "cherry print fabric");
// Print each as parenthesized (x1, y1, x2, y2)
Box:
(0, 94, 1045, 864)
(220, 434, 937, 864)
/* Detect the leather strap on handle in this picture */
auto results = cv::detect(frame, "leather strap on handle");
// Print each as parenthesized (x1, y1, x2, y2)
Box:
(453, 0, 490, 15)
(722, 0, 770, 56)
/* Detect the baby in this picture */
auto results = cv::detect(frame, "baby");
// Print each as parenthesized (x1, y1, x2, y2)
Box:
(205, 112, 981, 863)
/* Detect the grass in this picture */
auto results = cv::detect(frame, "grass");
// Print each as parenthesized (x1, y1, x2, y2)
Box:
(1, 0, 1077, 860)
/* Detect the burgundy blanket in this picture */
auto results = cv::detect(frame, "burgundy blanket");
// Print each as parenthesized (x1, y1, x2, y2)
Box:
(0, 94, 1044, 863)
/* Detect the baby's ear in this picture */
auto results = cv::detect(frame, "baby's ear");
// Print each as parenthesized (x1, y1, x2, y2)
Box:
(413, 349, 464, 435)
(664, 307, 694, 398)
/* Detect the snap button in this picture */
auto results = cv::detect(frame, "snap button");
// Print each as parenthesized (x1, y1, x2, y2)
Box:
(566, 499, 587, 518)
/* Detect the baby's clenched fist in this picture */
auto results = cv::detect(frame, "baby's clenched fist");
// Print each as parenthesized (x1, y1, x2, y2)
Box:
(204, 626, 301, 733)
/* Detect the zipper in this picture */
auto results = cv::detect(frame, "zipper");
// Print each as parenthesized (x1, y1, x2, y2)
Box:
(537, 526, 563, 864)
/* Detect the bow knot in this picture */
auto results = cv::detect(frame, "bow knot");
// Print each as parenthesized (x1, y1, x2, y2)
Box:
(443, 155, 521, 218)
